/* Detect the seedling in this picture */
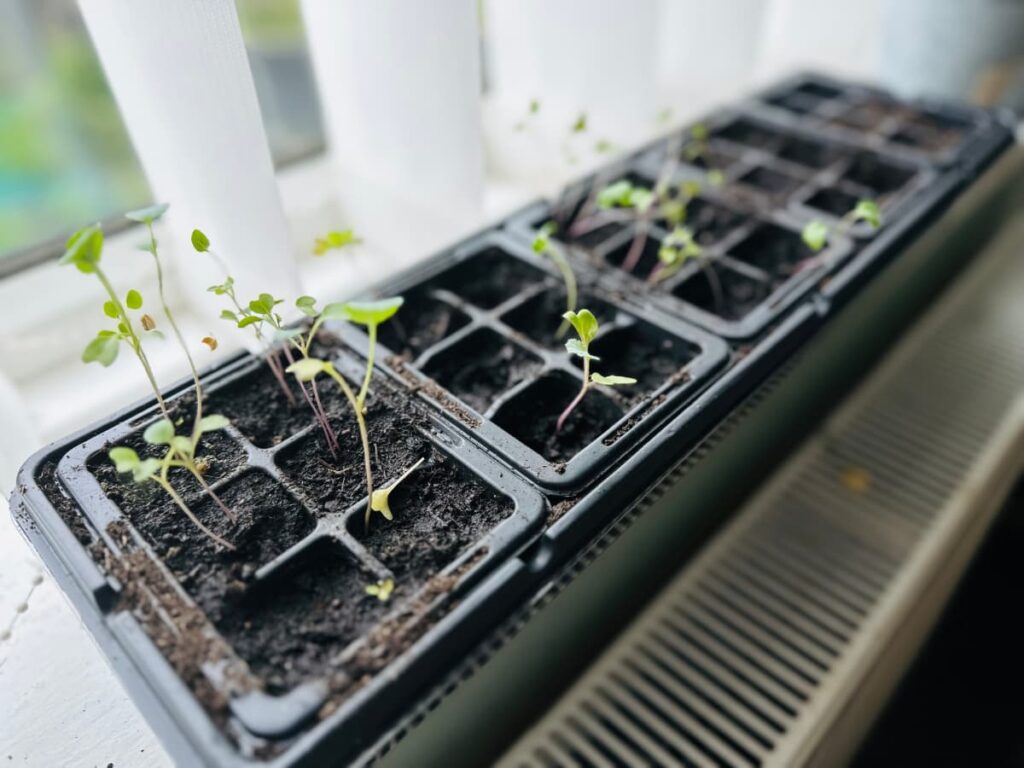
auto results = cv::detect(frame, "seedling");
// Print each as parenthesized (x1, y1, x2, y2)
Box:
(287, 296, 404, 531)
(801, 199, 881, 253)
(650, 225, 702, 284)
(532, 222, 577, 338)
(365, 578, 395, 602)
(313, 229, 362, 256)
(371, 457, 425, 521)
(514, 98, 540, 131)
(63, 210, 236, 546)
(193, 228, 294, 404)
(556, 309, 636, 434)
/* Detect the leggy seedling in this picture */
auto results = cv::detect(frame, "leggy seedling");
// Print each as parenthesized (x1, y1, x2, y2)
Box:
(799, 199, 882, 275)
(557, 309, 636, 434)
(192, 228, 294, 404)
(287, 297, 404, 532)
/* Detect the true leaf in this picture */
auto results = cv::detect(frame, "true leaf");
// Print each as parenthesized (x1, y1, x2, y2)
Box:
(125, 203, 169, 224)
(170, 435, 193, 456)
(341, 297, 404, 326)
(103, 301, 119, 319)
(191, 228, 210, 252)
(563, 309, 599, 345)
(126, 289, 142, 310)
(237, 315, 262, 329)
(295, 295, 318, 317)
(132, 458, 161, 483)
(591, 373, 637, 386)
(82, 334, 120, 366)
(199, 414, 230, 433)
(219, 309, 238, 322)
(286, 358, 327, 382)
(61, 224, 103, 273)
(143, 418, 175, 445)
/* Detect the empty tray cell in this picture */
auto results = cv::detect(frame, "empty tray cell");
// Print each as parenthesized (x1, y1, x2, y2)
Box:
(603, 233, 662, 276)
(89, 428, 246, 515)
(728, 223, 814, 281)
(685, 198, 746, 245)
(421, 328, 543, 415)
(276, 390, 432, 515)
(767, 91, 824, 115)
(672, 262, 770, 321)
(805, 186, 860, 218)
(491, 370, 625, 463)
(209, 362, 344, 448)
(502, 289, 616, 349)
(713, 117, 788, 150)
(430, 247, 548, 309)
(131, 470, 315, 616)
(777, 136, 846, 170)
(831, 100, 904, 132)
(215, 538, 388, 694)
(348, 451, 514, 585)
(582, 324, 698, 396)
(378, 288, 469, 361)
(844, 152, 915, 196)
(680, 144, 740, 172)
(736, 165, 804, 199)
(890, 111, 968, 153)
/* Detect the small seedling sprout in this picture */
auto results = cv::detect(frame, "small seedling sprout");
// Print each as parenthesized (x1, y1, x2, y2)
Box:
(533, 222, 578, 338)
(556, 309, 635, 434)
(370, 457, 425, 522)
(365, 578, 395, 602)
(801, 199, 882, 258)
(514, 98, 541, 131)
(313, 229, 362, 256)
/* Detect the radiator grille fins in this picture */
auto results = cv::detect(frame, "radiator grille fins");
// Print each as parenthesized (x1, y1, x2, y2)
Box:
(502, 242, 1024, 767)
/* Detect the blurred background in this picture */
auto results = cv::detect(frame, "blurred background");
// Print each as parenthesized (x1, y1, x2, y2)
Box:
(2, 0, 1023, 275)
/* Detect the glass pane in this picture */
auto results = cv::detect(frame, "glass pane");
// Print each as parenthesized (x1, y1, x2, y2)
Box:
(0, 0, 325, 269)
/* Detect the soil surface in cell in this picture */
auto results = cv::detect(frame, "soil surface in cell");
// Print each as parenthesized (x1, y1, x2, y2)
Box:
(378, 289, 469, 361)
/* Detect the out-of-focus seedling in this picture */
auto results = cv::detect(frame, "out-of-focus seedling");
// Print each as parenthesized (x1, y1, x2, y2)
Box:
(365, 578, 395, 602)
(313, 229, 362, 256)
(533, 222, 578, 338)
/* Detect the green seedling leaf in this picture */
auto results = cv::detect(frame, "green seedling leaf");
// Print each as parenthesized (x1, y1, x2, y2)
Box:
(295, 295, 318, 317)
(143, 418, 175, 445)
(237, 315, 262, 329)
(126, 289, 143, 310)
(199, 414, 230, 433)
(170, 435, 193, 456)
(529, 98, 540, 115)
(365, 578, 395, 602)
(109, 447, 140, 473)
(342, 297, 404, 326)
(273, 327, 303, 342)
(61, 224, 103, 273)
(133, 458, 161, 483)
(801, 220, 829, 252)
(597, 180, 633, 209)
(627, 186, 654, 212)
(103, 301, 119, 319)
(591, 373, 637, 386)
(565, 338, 599, 360)
(191, 228, 210, 252)
(219, 309, 238, 322)
(82, 334, 120, 366)
(286, 357, 327, 382)
(125, 203, 169, 224)
(572, 113, 587, 133)
(313, 229, 361, 255)
(563, 309, 599, 346)
(691, 123, 709, 142)
(707, 169, 726, 188)
(853, 199, 881, 228)
(370, 457, 424, 522)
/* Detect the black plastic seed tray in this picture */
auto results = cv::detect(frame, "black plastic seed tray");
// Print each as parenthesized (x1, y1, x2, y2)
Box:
(752, 71, 1015, 173)
(332, 229, 730, 495)
(505, 158, 854, 340)
(10, 347, 547, 766)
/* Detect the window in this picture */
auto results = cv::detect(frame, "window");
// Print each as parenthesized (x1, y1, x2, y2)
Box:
(0, 0, 324, 274)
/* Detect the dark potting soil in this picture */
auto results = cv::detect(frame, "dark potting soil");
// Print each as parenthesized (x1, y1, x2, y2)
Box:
(728, 223, 813, 281)
(844, 152, 914, 196)
(806, 186, 860, 218)
(736, 165, 805, 200)
(207, 360, 344, 449)
(276, 390, 430, 515)
(584, 324, 696, 397)
(501, 288, 616, 350)
(492, 370, 625, 462)
(214, 539, 390, 694)
(685, 198, 747, 246)
(430, 246, 548, 309)
(35, 458, 94, 546)
(777, 135, 846, 170)
(377, 288, 469, 361)
(422, 328, 543, 415)
(350, 452, 513, 584)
